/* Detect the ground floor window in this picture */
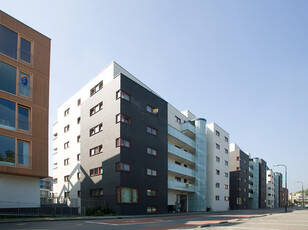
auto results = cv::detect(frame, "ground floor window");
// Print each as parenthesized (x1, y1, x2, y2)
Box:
(147, 206, 157, 213)
(117, 187, 138, 204)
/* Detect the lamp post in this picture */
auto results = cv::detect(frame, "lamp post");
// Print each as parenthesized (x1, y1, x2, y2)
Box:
(273, 164, 287, 212)
(296, 181, 304, 208)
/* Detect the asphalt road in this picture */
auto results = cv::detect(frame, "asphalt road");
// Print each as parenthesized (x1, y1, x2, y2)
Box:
(0, 208, 306, 230)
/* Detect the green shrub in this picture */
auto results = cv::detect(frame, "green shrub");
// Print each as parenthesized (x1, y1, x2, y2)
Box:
(85, 206, 114, 216)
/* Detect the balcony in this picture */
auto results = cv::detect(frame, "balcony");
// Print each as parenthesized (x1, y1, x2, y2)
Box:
(248, 193, 253, 198)
(168, 144, 195, 163)
(168, 125, 195, 151)
(168, 180, 196, 193)
(168, 162, 196, 178)
(181, 121, 195, 139)
(249, 184, 254, 190)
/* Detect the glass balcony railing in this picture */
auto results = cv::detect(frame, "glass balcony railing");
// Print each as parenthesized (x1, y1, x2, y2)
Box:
(168, 179, 196, 193)
(168, 162, 196, 177)
(181, 121, 196, 134)
(168, 144, 195, 163)
(168, 125, 195, 148)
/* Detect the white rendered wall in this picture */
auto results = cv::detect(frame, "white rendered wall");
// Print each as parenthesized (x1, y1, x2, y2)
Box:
(266, 169, 275, 208)
(0, 174, 40, 207)
(206, 123, 230, 211)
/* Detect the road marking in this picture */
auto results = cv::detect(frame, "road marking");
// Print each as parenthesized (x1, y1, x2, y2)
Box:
(85, 221, 119, 226)
(85, 219, 172, 226)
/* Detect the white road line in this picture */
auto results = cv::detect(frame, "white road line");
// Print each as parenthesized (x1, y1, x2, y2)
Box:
(85, 221, 119, 226)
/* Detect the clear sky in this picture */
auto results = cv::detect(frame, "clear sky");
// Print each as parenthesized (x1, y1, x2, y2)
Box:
(1, 0, 307, 193)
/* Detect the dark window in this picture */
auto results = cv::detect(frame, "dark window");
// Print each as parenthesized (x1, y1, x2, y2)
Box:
(0, 98, 16, 130)
(216, 143, 220, 149)
(64, 141, 69, 149)
(175, 161, 181, 165)
(117, 187, 138, 204)
(19, 71, 30, 97)
(77, 172, 80, 180)
(0, 25, 18, 59)
(64, 192, 70, 198)
(90, 102, 103, 116)
(216, 169, 220, 175)
(64, 175, 69, 182)
(64, 158, 69, 165)
(90, 80, 103, 96)
(64, 108, 70, 116)
(215, 196, 220, 200)
(18, 106, 30, 131)
(77, 99, 81, 106)
(90, 167, 103, 177)
(64, 125, 70, 133)
(78, 191, 81, 198)
(20, 37, 31, 63)
(147, 147, 157, 156)
(225, 148, 228, 154)
(77, 135, 81, 143)
(116, 162, 131, 172)
(147, 189, 157, 197)
(147, 126, 157, 136)
(116, 113, 131, 125)
(175, 177, 181, 182)
(90, 188, 103, 197)
(0, 61, 17, 95)
(77, 153, 80, 161)
(147, 207, 157, 213)
(17, 140, 29, 165)
(216, 156, 220, 162)
(216, 183, 220, 188)
(147, 168, 157, 176)
(225, 136, 229, 142)
(225, 160, 228, 166)
(77, 117, 81, 124)
(225, 172, 228, 178)
(175, 116, 181, 124)
(90, 145, 103, 156)
(215, 130, 220, 136)
(90, 123, 103, 136)
(116, 138, 131, 148)
(0, 134, 15, 166)
(116, 90, 131, 102)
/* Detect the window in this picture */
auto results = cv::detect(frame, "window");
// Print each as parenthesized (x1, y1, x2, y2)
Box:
(225, 172, 229, 178)
(90, 188, 103, 197)
(77, 117, 81, 124)
(0, 25, 18, 59)
(147, 147, 157, 156)
(116, 113, 131, 125)
(225, 136, 229, 142)
(236, 166, 241, 171)
(116, 138, 131, 148)
(236, 156, 240, 161)
(19, 71, 31, 98)
(116, 90, 131, 102)
(225, 161, 228, 166)
(0, 135, 15, 166)
(147, 168, 157, 176)
(175, 116, 181, 124)
(77, 135, 81, 143)
(224, 196, 229, 201)
(18, 106, 30, 131)
(64, 192, 70, 198)
(64, 175, 69, 182)
(0, 61, 17, 95)
(90, 80, 103, 96)
(78, 191, 81, 198)
(146, 105, 158, 115)
(216, 156, 220, 162)
(175, 161, 181, 165)
(216, 183, 220, 188)
(215, 196, 220, 200)
(237, 187, 242, 191)
(147, 207, 157, 213)
(147, 189, 157, 197)
(224, 184, 228, 189)
(90, 167, 103, 177)
(116, 162, 131, 172)
(117, 187, 138, 204)
(175, 177, 181, 182)
(64, 108, 70, 116)
(77, 153, 80, 161)
(225, 148, 228, 154)
(236, 197, 242, 205)
(64, 158, 69, 165)
(77, 99, 81, 106)
(215, 143, 220, 149)
(90, 145, 103, 156)
(147, 126, 157, 136)
(215, 130, 220, 137)
(54, 178, 58, 184)
(216, 169, 220, 175)
(64, 141, 69, 149)
(237, 177, 241, 181)
(64, 125, 70, 133)
(20, 37, 31, 63)
(77, 172, 80, 180)
(90, 102, 103, 116)
(0, 98, 15, 130)
(90, 123, 103, 136)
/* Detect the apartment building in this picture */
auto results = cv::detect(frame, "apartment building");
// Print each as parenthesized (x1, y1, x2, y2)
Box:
(248, 158, 259, 209)
(274, 172, 282, 208)
(229, 143, 250, 210)
(206, 123, 230, 211)
(0, 10, 50, 207)
(53, 61, 216, 214)
(266, 169, 275, 208)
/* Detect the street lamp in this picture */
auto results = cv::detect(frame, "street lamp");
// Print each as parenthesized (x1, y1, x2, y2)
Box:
(273, 164, 287, 212)
(296, 181, 304, 208)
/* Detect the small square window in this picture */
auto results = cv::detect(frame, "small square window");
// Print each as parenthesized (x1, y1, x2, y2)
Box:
(215, 130, 220, 136)
(64, 108, 70, 116)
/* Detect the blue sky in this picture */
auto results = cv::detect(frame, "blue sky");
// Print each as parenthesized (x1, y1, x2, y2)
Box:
(1, 0, 307, 193)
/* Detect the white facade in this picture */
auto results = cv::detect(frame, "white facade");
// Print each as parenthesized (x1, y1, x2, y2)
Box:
(0, 174, 40, 207)
(206, 123, 230, 211)
(266, 169, 275, 208)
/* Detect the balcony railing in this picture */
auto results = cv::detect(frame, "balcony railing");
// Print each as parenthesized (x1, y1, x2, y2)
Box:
(168, 144, 195, 163)
(181, 121, 196, 134)
(0, 118, 32, 133)
(168, 125, 196, 149)
(168, 162, 196, 178)
(168, 180, 196, 193)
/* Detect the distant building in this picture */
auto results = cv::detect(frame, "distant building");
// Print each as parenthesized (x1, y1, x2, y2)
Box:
(248, 158, 259, 209)
(0, 10, 50, 208)
(40, 177, 55, 198)
(274, 172, 282, 208)
(266, 169, 274, 208)
(281, 188, 288, 207)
